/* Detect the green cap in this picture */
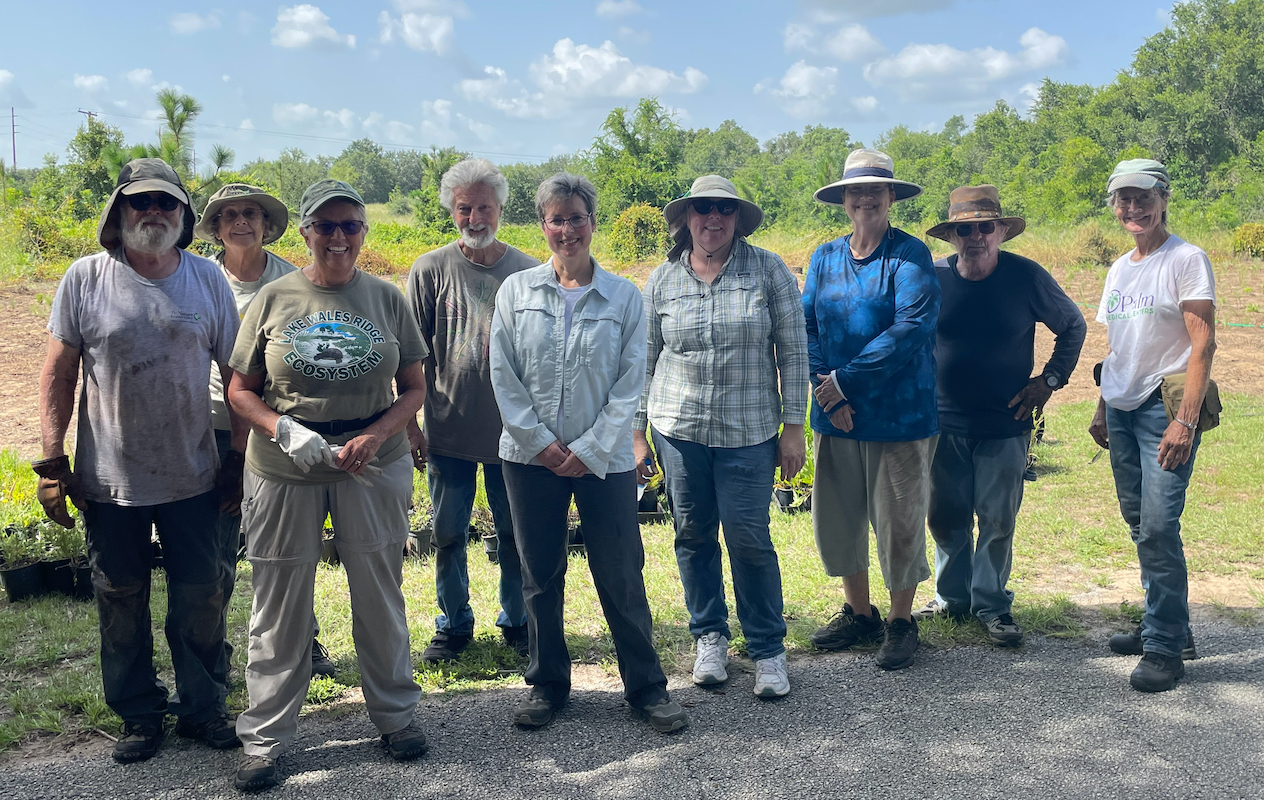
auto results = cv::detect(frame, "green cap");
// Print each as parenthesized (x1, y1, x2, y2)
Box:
(1107, 159, 1170, 194)
(299, 179, 365, 219)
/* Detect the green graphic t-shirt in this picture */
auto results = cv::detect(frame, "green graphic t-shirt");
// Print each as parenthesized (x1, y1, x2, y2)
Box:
(230, 269, 429, 484)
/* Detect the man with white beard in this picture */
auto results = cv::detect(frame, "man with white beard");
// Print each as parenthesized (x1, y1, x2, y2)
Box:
(405, 158, 537, 663)
(35, 159, 244, 763)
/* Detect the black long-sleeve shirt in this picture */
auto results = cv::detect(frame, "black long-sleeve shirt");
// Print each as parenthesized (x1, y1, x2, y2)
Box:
(934, 252, 1087, 439)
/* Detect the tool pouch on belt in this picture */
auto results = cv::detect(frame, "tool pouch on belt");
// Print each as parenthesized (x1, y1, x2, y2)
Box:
(1159, 374, 1222, 433)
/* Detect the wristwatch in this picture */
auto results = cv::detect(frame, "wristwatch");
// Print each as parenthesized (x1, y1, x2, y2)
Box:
(1042, 372, 1063, 390)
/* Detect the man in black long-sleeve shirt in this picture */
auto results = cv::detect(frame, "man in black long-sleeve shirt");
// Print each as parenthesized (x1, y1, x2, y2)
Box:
(916, 185, 1086, 646)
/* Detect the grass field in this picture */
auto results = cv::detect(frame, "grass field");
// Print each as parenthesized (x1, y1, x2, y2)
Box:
(2, 397, 1261, 749)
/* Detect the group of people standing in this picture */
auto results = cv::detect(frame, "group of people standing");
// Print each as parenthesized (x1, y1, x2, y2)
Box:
(31, 142, 1216, 791)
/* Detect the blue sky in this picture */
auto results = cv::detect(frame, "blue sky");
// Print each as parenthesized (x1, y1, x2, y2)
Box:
(1, 1, 1176, 171)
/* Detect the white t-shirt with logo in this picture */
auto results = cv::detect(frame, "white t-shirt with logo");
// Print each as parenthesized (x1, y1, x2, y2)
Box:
(1096, 235, 1216, 411)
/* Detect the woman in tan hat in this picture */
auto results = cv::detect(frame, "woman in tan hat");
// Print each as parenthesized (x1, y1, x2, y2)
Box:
(634, 174, 808, 698)
(195, 184, 338, 689)
(803, 148, 939, 672)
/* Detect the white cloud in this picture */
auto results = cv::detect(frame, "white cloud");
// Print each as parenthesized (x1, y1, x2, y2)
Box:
(271, 5, 356, 50)
(126, 68, 153, 88)
(417, 99, 493, 143)
(864, 27, 1068, 100)
(596, 0, 642, 18)
(825, 24, 885, 62)
(273, 102, 320, 125)
(460, 67, 552, 119)
(323, 108, 357, 130)
(240, 118, 256, 130)
(756, 60, 837, 118)
(784, 23, 815, 51)
(170, 12, 221, 35)
(73, 74, 109, 92)
(0, 70, 32, 107)
(378, 10, 455, 55)
(851, 95, 879, 113)
(1018, 81, 1041, 112)
(222, 74, 231, 82)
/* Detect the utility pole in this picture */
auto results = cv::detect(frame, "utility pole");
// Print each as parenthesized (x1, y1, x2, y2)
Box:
(77, 108, 97, 125)
(10, 108, 15, 171)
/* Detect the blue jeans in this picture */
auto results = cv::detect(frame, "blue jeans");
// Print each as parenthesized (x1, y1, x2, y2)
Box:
(428, 453, 525, 635)
(1106, 391, 1201, 658)
(652, 432, 786, 661)
(927, 433, 1028, 621)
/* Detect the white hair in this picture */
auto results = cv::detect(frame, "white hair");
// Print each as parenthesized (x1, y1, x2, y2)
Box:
(120, 207, 184, 254)
(440, 158, 508, 211)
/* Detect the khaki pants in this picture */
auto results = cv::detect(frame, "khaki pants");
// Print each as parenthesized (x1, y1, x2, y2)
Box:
(234, 456, 420, 758)
(812, 435, 938, 592)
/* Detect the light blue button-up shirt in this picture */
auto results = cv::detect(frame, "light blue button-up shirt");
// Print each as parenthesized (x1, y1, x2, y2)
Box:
(489, 258, 647, 479)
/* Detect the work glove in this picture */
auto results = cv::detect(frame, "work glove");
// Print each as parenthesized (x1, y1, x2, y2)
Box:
(273, 415, 334, 473)
(329, 445, 383, 487)
(30, 455, 83, 529)
(216, 450, 245, 515)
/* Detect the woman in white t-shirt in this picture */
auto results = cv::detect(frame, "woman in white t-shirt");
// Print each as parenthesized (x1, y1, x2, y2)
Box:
(1088, 159, 1216, 694)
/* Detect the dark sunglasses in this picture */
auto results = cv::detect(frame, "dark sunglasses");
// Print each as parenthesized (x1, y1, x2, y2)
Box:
(126, 193, 181, 212)
(690, 198, 739, 216)
(954, 221, 996, 237)
(307, 220, 367, 236)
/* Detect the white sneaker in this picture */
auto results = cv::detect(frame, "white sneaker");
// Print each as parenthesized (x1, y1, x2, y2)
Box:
(692, 631, 729, 685)
(753, 653, 790, 698)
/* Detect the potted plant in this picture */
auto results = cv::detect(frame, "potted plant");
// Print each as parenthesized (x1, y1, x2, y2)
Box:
(637, 472, 669, 525)
(1, 527, 46, 602)
(405, 505, 433, 560)
(41, 520, 79, 597)
(320, 519, 339, 566)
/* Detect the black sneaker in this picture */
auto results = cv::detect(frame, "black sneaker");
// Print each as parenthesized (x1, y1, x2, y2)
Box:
(875, 617, 919, 671)
(501, 624, 529, 658)
(636, 696, 689, 733)
(421, 631, 473, 664)
(1130, 652, 1185, 692)
(311, 638, 336, 677)
(381, 722, 428, 761)
(234, 754, 278, 792)
(113, 720, 163, 763)
(1108, 625, 1198, 660)
(513, 690, 564, 729)
(175, 712, 241, 749)
(810, 603, 884, 651)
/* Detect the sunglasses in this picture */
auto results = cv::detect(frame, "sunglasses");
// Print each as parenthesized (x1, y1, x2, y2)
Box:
(126, 193, 181, 212)
(690, 199, 739, 216)
(306, 220, 367, 236)
(954, 221, 996, 237)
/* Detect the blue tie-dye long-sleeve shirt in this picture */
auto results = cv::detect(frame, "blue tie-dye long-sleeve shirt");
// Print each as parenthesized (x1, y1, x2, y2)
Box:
(802, 227, 940, 442)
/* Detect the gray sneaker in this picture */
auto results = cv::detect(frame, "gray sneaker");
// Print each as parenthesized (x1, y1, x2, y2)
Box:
(984, 613, 1024, 647)
(637, 696, 689, 733)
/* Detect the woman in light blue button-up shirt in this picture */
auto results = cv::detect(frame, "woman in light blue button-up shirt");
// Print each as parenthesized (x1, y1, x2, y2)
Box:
(488, 172, 687, 734)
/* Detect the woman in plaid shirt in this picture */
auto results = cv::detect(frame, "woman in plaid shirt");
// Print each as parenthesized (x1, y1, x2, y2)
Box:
(634, 175, 809, 699)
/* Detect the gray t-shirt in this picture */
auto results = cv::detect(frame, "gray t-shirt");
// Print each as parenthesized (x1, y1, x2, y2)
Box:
(209, 250, 298, 431)
(405, 240, 537, 462)
(48, 249, 240, 506)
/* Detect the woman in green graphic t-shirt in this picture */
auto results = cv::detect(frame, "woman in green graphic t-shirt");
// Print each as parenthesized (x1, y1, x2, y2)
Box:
(224, 180, 430, 791)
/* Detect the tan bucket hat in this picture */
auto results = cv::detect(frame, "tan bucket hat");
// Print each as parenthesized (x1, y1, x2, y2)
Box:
(813, 148, 923, 206)
(97, 158, 194, 250)
(663, 175, 764, 260)
(925, 185, 1026, 242)
(195, 184, 290, 245)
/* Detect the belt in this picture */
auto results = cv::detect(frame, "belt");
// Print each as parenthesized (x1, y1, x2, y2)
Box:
(292, 410, 387, 437)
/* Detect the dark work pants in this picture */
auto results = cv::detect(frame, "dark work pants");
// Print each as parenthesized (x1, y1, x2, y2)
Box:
(501, 463, 667, 707)
(83, 491, 228, 726)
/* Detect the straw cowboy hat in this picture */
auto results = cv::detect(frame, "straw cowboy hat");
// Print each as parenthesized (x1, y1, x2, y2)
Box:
(195, 183, 290, 245)
(925, 184, 1026, 242)
(97, 158, 195, 250)
(663, 175, 764, 260)
(813, 148, 923, 206)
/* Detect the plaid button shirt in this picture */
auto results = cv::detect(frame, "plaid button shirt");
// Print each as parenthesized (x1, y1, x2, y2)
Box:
(635, 239, 809, 447)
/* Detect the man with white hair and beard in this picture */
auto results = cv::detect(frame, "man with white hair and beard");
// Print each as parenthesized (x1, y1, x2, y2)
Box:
(405, 158, 536, 663)
(36, 159, 244, 763)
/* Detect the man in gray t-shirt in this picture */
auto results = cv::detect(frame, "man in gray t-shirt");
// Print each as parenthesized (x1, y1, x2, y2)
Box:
(36, 159, 243, 764)
(405, 159, 537, 663)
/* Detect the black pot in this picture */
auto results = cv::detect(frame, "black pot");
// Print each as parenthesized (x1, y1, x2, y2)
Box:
(73, 562, 94, 602)
(41, 558, 76, 597)
(405, 529, 434, 560)
(567, 524, 586, 556)
(774, 487, 795, 511)
(482, 532, 499, 564)
(320, 538, 340, 566)
(637, 486, 661, 513)
(1, 563, 45, 603)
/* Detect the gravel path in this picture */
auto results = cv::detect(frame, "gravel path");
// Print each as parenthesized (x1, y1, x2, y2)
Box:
(6, 621, 1263, 800)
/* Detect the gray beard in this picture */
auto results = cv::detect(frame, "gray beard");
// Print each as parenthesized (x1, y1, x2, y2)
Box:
(460, 224, 497, 250)
(121, 217, 182, 255)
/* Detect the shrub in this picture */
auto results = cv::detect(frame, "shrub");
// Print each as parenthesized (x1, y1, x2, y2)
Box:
(607, 203, 670, 264)
(1071, 221, 1121, 267)
(1232, 223, 1264, 259)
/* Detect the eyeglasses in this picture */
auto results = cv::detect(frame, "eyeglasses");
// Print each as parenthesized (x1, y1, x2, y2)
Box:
(126, 193, 181, 212)
(1113, 193, 1158, 209)
(217, 207, 263, 224)
(954, 221, 996, 238)
(844, 185, 890, 198)
(690, 199, 738, 216)
(541, 214, 592, 232)
(306, 220, 367, 236)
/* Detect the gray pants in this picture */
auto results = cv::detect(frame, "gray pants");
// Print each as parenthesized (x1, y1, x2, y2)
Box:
(235, 456, 421, 758)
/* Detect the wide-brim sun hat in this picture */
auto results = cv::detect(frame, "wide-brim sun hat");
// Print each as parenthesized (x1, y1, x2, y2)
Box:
(299, 179, 366, 220)
(663, 175, 764, 260)
(97, 158, 195, 250)
(1106, 158, 1170, 195)
(813, 148, 923, 206)
(926, 184, 1026, 242)
(195, 184, 290, 245)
